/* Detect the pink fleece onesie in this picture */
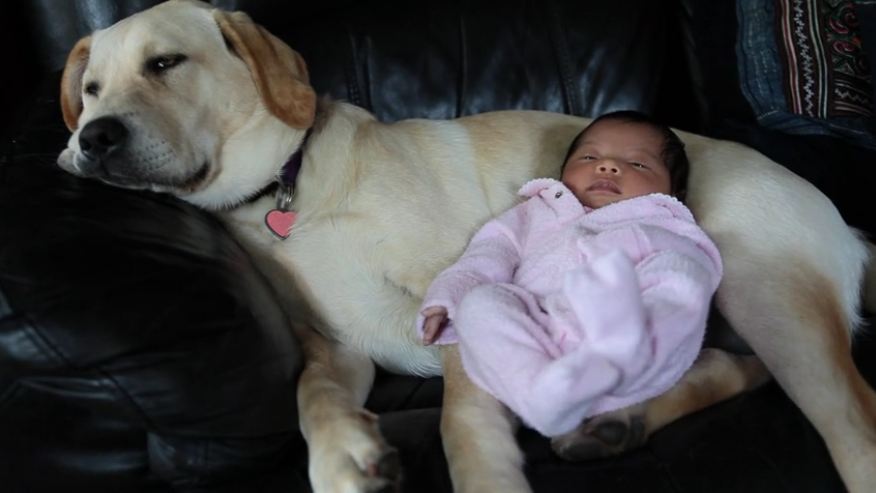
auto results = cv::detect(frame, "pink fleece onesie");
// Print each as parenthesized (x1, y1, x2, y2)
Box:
(416, 178, 723, 437)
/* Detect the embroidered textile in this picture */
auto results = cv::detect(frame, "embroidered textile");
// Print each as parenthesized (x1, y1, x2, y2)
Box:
(776, 0, 872, 118)
(738, 0, 875, 148)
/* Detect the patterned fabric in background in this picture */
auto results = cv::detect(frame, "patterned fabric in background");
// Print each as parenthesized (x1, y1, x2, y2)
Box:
(738, 0, 876, 148)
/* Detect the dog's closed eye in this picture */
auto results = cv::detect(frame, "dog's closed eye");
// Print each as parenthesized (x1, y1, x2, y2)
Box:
(144, 54, 188, 75)
(84, 82, 100, 97)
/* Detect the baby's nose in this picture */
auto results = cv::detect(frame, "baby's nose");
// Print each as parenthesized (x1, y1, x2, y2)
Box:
(597, 161, 621, 174)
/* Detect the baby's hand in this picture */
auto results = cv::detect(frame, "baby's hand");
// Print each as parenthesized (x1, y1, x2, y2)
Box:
(421, 306, 448, 345)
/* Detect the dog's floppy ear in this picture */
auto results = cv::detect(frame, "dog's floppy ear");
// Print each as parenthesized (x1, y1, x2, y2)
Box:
(60, 36, 92, 131)
(213, 10, 316, 129)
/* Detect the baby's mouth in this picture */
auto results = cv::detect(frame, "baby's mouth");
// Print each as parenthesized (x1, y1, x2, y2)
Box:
(586, 179, 621, 194)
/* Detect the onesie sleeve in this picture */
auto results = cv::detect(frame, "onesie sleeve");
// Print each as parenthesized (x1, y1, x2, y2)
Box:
(416, 203, 527, 344)
(570, 221, 723, 401)
(616, 237, 722, 397)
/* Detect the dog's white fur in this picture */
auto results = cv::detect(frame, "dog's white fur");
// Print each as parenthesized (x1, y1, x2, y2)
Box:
(57, 1, 876, 492)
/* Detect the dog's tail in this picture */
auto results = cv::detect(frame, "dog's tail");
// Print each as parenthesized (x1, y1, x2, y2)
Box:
(865, 240, 876, 314)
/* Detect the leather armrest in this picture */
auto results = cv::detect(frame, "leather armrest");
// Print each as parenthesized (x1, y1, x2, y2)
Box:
(0, 157, 304, 490)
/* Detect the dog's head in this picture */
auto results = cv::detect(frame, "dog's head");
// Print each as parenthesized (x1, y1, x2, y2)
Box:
(57, 0, 316, 209)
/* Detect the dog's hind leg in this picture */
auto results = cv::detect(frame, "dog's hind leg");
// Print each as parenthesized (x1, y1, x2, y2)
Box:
(551, 347, 771, 460)
(717, 254, 876, 493)
(295, 326, 400, 493)
(440, 345, 531, 493)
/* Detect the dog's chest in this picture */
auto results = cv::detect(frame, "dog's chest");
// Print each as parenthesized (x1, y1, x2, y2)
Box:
(223, 203, 443, 376)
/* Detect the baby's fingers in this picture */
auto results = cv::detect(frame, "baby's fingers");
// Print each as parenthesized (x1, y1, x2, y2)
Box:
(422, 318, 440, 345)
(420, 307, 448, 345)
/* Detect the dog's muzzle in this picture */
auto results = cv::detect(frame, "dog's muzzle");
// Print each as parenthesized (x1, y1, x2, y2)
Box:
(75, 116, 129, 176)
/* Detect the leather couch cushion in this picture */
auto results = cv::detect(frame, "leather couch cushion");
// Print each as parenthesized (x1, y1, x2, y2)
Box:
(0, 158, 304, 490)
(19, 0, 697, 128)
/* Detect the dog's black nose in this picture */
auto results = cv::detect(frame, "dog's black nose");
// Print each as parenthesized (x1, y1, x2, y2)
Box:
(79, 117, 129, 161)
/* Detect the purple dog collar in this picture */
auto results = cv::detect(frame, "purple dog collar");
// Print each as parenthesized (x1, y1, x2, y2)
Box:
(264, 128, 313, 240)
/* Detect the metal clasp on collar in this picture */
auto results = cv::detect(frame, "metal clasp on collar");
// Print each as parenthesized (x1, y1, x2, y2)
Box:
(275, 184, 295, 211)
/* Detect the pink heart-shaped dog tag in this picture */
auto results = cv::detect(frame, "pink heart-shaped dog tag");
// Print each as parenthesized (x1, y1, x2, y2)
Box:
(265, 209, 297, 239)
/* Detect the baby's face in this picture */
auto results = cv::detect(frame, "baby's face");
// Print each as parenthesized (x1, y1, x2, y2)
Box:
(562, 120, 672, 208)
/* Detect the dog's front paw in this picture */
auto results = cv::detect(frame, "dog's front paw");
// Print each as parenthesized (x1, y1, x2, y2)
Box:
(309, 409, 401, 493)
(550, 404, 647, 461)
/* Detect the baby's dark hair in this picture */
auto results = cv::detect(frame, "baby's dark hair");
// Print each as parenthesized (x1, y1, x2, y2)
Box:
(562, 110, 690, 201)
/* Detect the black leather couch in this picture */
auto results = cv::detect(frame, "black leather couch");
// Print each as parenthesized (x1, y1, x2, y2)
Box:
(2, 1, 874, 492)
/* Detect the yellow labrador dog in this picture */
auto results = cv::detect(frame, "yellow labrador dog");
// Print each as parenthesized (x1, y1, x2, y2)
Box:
(57, 1, 876, 492)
